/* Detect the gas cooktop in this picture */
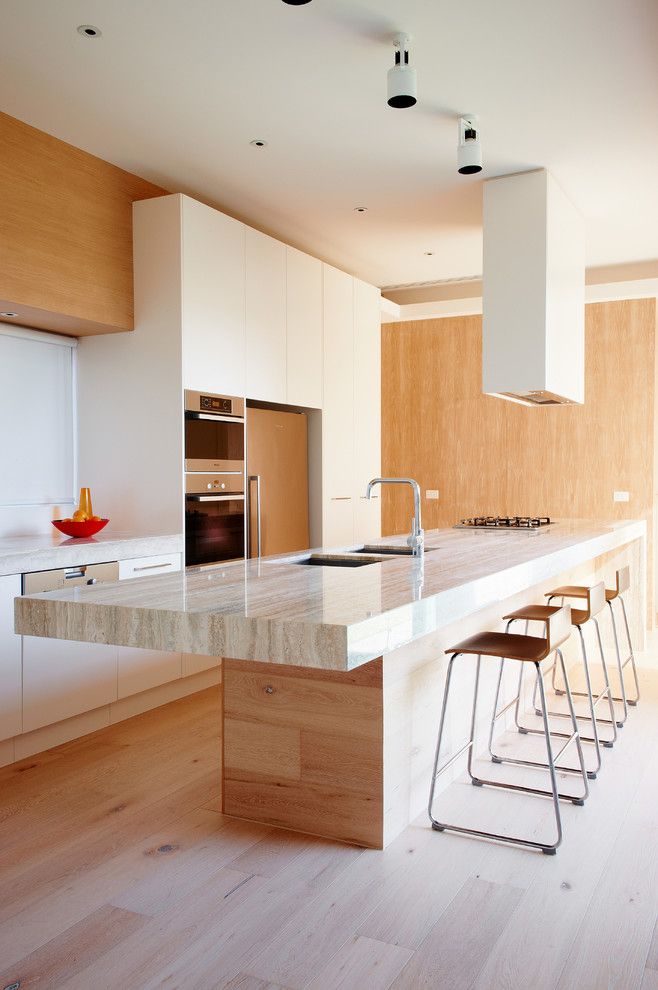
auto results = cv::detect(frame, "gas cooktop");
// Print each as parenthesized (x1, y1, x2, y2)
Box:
(455, 516, 552, 530)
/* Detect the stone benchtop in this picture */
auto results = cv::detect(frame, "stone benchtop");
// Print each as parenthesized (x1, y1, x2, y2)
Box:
(14, 519, 646, 670)
(0, 531, 182, 577)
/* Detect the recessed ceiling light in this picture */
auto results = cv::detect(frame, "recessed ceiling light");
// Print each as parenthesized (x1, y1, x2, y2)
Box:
(281, 0, 313, 5)
(77, 24, 102, 38)
(249, 139, 268, 148)
(354, 207, 368, 213)
(424, 251, 435, 256)
(0, 311, 18, 318)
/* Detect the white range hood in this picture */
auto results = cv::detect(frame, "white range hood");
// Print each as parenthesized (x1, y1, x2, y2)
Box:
(482, 169, 585, 406)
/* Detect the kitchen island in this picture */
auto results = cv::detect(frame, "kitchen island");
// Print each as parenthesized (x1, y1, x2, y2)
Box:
(16, 519, 646, 848)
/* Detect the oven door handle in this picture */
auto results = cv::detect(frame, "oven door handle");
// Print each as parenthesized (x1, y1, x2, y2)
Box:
(186, 493, 245, 502)
(185, 412, 245, 425)
(248, 475, 262, 558)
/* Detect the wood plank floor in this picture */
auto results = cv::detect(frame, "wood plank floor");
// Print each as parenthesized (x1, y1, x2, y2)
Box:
(1, 645, 657, 990)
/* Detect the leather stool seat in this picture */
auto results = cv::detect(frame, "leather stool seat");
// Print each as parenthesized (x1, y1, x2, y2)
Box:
(445, 631, 549, 662)
(549, 583, 618, 603)
(503, 603, 590, 627)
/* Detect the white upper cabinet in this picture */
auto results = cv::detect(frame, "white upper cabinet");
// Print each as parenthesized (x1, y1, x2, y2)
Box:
(322, 264, 355, 546)
(182, 197, 246, 396)
(353, 278, 382, 543)
(245, 228, 287, 403)
(286, 247, 323, 409)
(0, 575, 22, 741)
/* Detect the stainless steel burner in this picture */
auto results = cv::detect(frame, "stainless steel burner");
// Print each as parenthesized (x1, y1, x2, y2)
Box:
(456, 516, 552, 530)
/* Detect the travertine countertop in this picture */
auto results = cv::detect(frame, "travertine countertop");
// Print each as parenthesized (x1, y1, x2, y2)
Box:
(15, 520, 645, 669)
(0, 531, 182, 577)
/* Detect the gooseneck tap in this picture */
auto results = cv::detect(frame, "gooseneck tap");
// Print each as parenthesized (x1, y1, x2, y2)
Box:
(366, 477, 424, 556)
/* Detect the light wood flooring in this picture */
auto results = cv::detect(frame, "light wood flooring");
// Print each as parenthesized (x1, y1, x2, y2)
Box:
(1, 646, 658, 989)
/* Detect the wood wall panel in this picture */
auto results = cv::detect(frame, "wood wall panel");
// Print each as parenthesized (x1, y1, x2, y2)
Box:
(382, 300, 656, 614)
(0, 111, 166, 335)
(222, 657, 384, 848)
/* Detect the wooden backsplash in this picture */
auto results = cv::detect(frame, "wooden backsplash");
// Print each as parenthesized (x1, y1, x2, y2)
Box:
(382, 299, 656, 609)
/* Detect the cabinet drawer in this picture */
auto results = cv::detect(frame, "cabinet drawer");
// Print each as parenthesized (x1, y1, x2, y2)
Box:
(118, 553, 182, 580)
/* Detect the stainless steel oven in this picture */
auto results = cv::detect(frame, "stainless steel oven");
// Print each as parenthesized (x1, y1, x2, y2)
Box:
(185, 474, 245, 567)
(184, 389, 245, 473)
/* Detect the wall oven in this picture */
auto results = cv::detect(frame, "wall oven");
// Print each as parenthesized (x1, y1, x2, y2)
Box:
(184, 390, 246, 567)
(185, 474, 245, 567)
(184, 389, 245, 473)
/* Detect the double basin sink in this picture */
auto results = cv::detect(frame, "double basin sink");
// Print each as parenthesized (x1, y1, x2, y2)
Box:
(295, 545, 435, 568)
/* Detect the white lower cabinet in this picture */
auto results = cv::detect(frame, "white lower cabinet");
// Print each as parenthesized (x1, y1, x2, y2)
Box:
(0, 574, 22, 740)
(182, 652, 220, 677)
(22, 636, 117, 733)
(117, 552, 183, 698)
(117, 647, 181, 699)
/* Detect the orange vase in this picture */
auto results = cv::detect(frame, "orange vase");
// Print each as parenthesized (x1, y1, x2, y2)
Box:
(79, 487, 93, 518)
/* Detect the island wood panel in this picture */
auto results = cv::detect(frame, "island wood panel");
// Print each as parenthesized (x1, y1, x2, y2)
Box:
(0, 111, 166, 335)
(222, 657, 384, 848)
(382, 299, 656, 620)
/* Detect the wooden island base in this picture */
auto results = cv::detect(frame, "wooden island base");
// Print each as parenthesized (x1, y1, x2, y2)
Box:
(222, 658, 384, 848)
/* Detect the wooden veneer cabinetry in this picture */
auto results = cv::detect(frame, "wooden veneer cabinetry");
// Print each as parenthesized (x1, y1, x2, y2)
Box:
(0, 111, 166, 335)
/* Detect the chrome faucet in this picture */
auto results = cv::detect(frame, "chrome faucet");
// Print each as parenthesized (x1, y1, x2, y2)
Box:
(366, 477, 424, 556)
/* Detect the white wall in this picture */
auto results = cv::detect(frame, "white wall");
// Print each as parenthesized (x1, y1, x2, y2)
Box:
(0, 326, 76, 537)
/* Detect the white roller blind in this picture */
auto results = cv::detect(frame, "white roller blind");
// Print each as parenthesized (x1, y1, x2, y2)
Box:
(0, 329, 75, 505)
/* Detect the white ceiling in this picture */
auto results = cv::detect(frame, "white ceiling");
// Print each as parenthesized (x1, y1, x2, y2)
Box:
(1, 0, 657, 289)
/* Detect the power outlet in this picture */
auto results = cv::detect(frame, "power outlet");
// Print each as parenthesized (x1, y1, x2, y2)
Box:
(426, 490, 439, 500)
(613, 491, 630, 502)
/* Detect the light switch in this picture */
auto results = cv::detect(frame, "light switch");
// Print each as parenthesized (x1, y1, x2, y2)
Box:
(426, 490, 439, 500)
(613, 491, 630, 502)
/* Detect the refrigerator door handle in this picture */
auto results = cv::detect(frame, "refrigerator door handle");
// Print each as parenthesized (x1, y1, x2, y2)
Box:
(248, 474, 262, 558)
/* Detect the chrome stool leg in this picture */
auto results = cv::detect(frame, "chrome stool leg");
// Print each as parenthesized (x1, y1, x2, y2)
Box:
(488, 651, 589, 804)
(508, 616, 603, 777)
(430, 654, 568, 854)
(618, 595, 640, 705)
(560, 610, 627, 728)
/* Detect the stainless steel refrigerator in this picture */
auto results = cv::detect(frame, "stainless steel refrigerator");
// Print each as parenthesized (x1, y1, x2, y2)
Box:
(246, 407, 310, 557)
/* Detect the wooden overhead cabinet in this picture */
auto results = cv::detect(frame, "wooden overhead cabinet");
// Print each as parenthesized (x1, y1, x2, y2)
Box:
(0, 111, 166, 335)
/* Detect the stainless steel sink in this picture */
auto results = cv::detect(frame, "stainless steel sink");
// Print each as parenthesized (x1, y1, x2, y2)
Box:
(294, 553, 384, 568)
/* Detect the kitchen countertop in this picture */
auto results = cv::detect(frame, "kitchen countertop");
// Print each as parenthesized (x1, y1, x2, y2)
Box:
(15, 519, 645, 669)
(0, 531, 183, 576)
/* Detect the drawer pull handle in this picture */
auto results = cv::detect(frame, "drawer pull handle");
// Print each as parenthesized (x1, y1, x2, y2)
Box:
(133, 562, 174, 572)
(264, 685, 274, 695)
(330, 497, 352, 501)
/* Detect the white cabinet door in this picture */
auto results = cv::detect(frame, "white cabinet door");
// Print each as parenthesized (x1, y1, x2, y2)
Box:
(117, 648, 181, 699)
(22, 637, 117, 732)
(182, 197, 246, 396)
(353, 278, 382, 544)
(322, 264, 355, 545)
(117, 553, 182, 698)
(245, 229, 287, 403)
(286, 247, 322, 408)
(0, 574, 22, 740)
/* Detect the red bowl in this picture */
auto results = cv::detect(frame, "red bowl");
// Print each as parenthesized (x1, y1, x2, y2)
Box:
(52, 518, 109, 538)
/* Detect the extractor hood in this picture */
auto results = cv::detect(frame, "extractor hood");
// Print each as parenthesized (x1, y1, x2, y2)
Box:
(482, 169, 585, 406)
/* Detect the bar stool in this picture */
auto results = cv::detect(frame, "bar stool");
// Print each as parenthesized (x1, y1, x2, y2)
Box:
(428, 605, 588, 855)
(504, 582, 617, 779)
(546, 566, 640, 718)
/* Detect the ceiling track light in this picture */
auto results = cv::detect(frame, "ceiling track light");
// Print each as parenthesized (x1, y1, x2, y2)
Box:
(387, 33, 417, 109)
(457, 115, 482, 175)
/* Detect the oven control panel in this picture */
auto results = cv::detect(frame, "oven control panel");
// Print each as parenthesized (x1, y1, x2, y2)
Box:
(200, 394, 232, 414)
(184, 389, 245, 419)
